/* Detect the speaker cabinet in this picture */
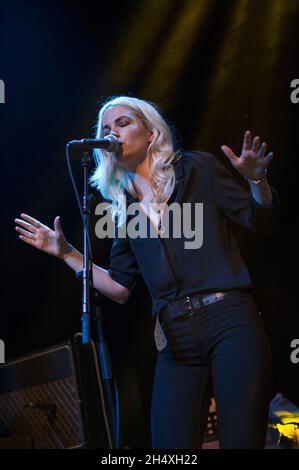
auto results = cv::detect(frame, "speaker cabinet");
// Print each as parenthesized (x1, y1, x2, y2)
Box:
(0, 334, 112, 448)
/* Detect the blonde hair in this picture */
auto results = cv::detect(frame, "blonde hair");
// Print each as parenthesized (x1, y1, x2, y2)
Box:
(89, 96, 179, 227)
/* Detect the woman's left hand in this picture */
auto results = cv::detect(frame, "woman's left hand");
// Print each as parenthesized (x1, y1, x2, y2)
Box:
(221, 130, 274, 180)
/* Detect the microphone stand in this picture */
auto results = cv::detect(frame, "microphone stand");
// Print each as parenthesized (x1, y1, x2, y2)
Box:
(80, 150, 92, 344)
(77, 149, 119, 448)
(93, 291, 121, 449)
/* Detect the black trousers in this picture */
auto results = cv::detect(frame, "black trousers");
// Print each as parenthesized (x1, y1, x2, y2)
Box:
(151, 290, 272, 449)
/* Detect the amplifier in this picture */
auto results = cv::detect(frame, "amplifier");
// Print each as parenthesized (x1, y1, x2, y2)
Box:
(0, 333, 112, 448)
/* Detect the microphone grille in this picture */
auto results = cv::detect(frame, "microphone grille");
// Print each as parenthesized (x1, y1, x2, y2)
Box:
(104, 134, 120, 152)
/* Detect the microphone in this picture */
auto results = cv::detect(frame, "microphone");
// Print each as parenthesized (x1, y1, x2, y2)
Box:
(67, 134, 120, 152)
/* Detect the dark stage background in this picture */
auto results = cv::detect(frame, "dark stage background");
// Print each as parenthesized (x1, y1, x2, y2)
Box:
(1, 0, 299, 448)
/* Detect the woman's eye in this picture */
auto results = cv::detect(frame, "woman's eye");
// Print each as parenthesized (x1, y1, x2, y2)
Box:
(119, 121, 129, 127)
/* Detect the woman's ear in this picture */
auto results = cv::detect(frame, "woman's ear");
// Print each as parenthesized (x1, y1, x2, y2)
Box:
(148, 129, 155, 143)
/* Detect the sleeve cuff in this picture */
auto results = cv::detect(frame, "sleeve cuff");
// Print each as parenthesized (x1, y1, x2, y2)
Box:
(108, 268, 138, 291)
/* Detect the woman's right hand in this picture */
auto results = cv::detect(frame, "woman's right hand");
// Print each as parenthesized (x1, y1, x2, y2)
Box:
(15, 213, 72, 260)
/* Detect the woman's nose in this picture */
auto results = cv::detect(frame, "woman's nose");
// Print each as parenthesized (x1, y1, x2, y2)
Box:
(110, 129, 119, 138)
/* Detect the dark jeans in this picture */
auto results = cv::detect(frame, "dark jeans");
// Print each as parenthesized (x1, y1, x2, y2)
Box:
(151, 290, 272, 449)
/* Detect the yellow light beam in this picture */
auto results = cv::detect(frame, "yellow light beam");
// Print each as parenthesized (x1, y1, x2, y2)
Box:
(141, 0, 211, 108)
(104, 0, 175, 88)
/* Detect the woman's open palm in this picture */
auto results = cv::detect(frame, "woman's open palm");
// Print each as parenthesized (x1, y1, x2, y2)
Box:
(15, 213, 69, 259)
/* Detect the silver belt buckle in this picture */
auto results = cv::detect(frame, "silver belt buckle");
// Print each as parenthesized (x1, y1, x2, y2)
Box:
(184, 296, 194, 317)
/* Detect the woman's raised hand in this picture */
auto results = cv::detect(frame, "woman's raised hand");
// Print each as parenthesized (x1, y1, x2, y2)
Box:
(15, 213, 72, 259)
(221, 130, 274, 181)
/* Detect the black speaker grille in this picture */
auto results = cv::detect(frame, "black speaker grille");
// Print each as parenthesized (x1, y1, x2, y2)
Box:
(0, 337, 111, 449)
(0, 376, 83, 448)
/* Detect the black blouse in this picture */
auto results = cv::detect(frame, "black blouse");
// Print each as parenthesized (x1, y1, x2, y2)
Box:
(107, 151, 279, 318)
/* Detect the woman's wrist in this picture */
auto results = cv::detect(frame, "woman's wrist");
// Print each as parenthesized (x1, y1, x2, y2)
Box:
(244, 169, 268, 185)
(60, 241, 74, 261)
(248, 175, 273, 206)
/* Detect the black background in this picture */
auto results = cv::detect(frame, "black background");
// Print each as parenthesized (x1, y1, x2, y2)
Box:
(1, 0, 298, 448)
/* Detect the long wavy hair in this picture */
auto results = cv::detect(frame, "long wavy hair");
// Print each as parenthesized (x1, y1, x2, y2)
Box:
(89, 96, 179, 227)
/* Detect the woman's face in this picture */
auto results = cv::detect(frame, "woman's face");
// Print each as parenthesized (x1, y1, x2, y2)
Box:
(102, 105, 153, 170)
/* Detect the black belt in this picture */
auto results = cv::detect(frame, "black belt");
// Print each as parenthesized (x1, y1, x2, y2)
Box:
(160, 290, 244, 322)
